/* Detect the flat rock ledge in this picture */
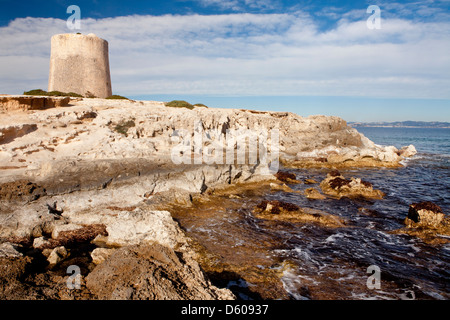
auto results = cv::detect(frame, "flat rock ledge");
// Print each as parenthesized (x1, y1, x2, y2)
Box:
(0, 95, 70, 112)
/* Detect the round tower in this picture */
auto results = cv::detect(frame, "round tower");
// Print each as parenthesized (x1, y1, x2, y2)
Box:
(48, 33, 112, 98)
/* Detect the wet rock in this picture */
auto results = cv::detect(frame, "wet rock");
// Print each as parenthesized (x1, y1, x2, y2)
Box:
(256, 200, 300, 215)
(320, 171, 385, 200)
(254, 200, 345, 227)
(270, 182, 294, 192)
(304, 188, 326, 200)
(274, 171, 300, 183)
(304, 178, 318, 184)
(393, 201, 450, 245)
(85, 243, 235, 300)
(406, 202, 445, 228)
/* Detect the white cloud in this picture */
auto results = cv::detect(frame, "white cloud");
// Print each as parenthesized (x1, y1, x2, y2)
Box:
(0, 11, 449, 99)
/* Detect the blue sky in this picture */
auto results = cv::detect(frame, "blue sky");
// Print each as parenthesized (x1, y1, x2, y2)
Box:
(1, 0, 449, 122)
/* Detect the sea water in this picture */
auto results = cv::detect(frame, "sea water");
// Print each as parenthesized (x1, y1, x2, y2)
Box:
(272, 127, 450, 299)
(173, 127, 450, 300)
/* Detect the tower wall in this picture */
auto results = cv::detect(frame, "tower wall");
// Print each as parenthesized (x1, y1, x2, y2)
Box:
(48, 33, 112, 98)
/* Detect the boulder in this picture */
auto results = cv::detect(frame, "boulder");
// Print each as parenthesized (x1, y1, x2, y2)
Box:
(399, 145, 417, 158)
(320, 170, 385, 199)
(90, 247, 115, 265)
(274, 171, 300, 183)
(85, 243, 235, 300)
(394, 201, 450, 245)
(47, 246, 68, 266)
(33, 237, 52, 250)
(104, 209, 185, 248)
(406, 202, 445, 228)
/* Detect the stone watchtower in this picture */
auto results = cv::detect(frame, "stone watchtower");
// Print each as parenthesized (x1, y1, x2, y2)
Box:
(48, 33, 112, 98)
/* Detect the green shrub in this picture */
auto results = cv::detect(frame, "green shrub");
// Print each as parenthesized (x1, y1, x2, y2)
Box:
(165, 100, 194, 110)
(66, 92, 84, 98)
(114, 119, 135, 137)
(23, 89, 48, 96)
(48, 91, 83, 97)
(106, 95, 129, 100)
(23, 89, 83, 97)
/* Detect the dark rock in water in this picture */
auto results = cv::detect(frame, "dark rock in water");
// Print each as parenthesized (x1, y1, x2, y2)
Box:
(256, 200, 300, 214)
(407, 201, 444, 227)
(319, 171, 384, 200)
(274, 171, 298, 183)
(328, 170, 342, 177)
(328, 177, 351, 190)
(395, 201, 450, 245)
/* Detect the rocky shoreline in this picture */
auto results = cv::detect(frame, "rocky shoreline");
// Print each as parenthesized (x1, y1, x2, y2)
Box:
(0, 96, 430, 300)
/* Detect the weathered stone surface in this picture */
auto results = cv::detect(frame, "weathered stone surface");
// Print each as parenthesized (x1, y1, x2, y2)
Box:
(0, 180, 46, 202)
(51, 223, 82, 239)
(0, 242, 22, 258)
(320, 171, 385, 199)
(33, 236, 52, 249)
(0, 95, 70, 112)
(0, 124, 37, 145)
(86, 243, 235, 300)
(90, 247, 115, 265)
(0, 97, 419, 300)
(104, 209, 184, 248)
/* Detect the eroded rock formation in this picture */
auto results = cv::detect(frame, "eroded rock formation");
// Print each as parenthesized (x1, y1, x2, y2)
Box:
(0, 97, 418, 300)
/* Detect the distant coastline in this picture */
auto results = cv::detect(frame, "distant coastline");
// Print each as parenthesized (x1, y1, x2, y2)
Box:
(349, 121, 450, 129)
